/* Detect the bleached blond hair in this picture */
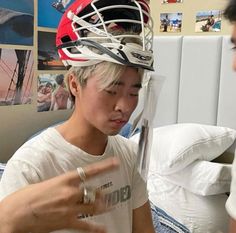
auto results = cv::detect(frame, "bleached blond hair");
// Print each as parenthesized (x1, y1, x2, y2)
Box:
(65, 30, 145, 103)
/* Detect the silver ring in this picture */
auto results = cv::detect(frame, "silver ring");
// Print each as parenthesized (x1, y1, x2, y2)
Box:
(83, 186, 96, 204)
(77, 167, 86, 182)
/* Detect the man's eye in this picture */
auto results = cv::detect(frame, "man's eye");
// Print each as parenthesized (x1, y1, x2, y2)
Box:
(231, 46, 236, 50)
(130, 93, 139, 97)
(106, 90, 116, 95)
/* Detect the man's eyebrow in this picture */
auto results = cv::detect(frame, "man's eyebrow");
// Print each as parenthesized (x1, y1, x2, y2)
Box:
(109, 81, 142, 88)
(132, 83, 142, 89)
(108, 81, 124, 87)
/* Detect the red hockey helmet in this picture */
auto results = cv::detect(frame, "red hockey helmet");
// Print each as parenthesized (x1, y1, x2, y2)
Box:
(56, 0, 154, 70)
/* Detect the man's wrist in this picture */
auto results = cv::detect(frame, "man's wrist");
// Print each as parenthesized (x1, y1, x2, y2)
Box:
(0, 215, 15, 233)
(0, 202, 25, 233)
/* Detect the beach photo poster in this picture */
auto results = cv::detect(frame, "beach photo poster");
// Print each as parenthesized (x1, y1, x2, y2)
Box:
(160, 13, 182, 33)
(38, 0, 75, 28)
(195, 10, 222, 32)
(0, 48, 33, 106)
(0, 0, 34, 45)
(38, 31, 65, 70)
(37, 73, 74, 112)
(161, 0, 183, 4)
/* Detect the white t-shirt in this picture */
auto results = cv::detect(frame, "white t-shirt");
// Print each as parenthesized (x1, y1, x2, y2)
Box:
(226, 155, 236, 220)
(0, 127, 148, 233)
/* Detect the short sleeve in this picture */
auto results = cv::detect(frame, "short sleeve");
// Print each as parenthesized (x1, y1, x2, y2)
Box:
(0, 159, 40, 201)
(132, 166, 149, 209)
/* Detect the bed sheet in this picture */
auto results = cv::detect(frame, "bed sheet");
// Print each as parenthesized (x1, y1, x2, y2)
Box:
(148, 173, 229, 233)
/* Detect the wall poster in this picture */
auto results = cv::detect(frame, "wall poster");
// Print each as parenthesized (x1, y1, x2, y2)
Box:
(160, 13, 183, 33)
(37, 73, 73, 112)
(0, 48, 33, 106)
(195, 10, 222, 32)
(0, 0, 34, 45)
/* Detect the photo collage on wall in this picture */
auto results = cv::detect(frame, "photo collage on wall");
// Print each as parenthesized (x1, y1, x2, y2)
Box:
(0, 0, 34, 106)
(37, 0, 74, 112)
(0, 0, 74, 112)
(159, 0, 223, 33)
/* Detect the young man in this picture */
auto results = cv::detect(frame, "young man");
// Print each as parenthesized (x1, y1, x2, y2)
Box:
(224, 0, 236, 232)
(0, 1, 155, 232)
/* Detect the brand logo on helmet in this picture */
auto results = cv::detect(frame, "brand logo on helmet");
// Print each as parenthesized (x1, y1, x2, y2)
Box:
(131, 52, 152, 61)
(76, 5, 83, 15)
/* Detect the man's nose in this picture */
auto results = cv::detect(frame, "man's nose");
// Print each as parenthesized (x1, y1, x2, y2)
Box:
(114, 96, 135, 113)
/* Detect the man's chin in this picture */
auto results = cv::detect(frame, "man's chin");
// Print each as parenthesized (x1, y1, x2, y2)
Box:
(105, 128, 121, 136)
(108, 131, 120, 136)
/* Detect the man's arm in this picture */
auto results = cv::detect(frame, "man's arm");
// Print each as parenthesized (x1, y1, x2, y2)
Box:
(132, 201, 155, 233)
(0, 157, 119, 233)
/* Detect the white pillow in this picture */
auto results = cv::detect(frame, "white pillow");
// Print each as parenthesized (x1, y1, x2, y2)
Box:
(130, 123, 236, 175)
(163, 160, 232, 196)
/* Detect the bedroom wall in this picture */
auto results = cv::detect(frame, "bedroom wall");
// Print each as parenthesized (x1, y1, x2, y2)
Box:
(0, 0, 233, 163)
(150, 0, 232, 35)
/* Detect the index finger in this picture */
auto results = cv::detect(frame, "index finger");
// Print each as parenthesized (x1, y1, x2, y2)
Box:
(68, 157, 120, 184)
(66, 157, 120, 185)
(83, 157, 120, 179)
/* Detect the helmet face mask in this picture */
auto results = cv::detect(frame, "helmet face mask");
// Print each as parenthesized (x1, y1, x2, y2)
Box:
(56, 0, 154, 70)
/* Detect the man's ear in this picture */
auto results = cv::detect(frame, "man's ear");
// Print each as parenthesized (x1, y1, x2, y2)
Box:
(68, 73, 80, 97)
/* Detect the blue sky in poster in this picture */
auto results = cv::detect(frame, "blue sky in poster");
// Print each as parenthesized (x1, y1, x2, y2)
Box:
(196, 10, 221, 18)
(38, 0, 74, 28)
(0, 0, 33, 14)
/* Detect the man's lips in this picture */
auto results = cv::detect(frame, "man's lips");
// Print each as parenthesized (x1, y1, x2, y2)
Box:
(110, 119, 128, 125)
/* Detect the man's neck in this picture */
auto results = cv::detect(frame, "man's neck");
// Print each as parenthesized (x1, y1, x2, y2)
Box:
(56, 117, 108, 156)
